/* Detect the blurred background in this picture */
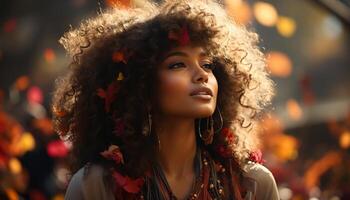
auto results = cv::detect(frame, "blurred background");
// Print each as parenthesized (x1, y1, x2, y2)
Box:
(0, 0, 349, 199)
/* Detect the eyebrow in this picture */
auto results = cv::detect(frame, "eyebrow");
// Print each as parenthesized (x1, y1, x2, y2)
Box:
(162, 51, 210, 61)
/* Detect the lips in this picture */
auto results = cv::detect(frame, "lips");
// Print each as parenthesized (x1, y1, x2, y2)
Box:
(190, 87, 213, 97)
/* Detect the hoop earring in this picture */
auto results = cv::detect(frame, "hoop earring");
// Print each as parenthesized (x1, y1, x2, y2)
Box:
(198, 106, 224, 144)
(198, 116, 214, 145)
(214, 106, 223, 134)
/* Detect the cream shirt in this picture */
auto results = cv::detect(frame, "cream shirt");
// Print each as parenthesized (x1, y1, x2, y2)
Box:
(65, 162, 280, 200)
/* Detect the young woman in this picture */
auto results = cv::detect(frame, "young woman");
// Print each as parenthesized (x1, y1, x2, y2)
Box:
(52, 0, 279, 199)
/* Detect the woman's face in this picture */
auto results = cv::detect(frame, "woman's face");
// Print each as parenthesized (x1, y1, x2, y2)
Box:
(155, 45, 218, 118)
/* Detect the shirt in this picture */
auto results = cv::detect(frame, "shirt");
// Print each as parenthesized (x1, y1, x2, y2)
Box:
(64, 162, 280, 200)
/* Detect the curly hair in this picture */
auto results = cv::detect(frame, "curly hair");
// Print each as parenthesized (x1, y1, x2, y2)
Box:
(51, 0, 275, 178)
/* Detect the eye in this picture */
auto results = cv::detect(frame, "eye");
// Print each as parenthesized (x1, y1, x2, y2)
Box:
(168, 62, 185, 69)
(202, 63, 215, 70)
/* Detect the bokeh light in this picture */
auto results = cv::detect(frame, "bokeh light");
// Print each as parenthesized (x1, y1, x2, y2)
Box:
(276, 16, 296, 38)
(266, 51, 292, 78)
(286, 99, 303, 121)
(339, 131, 350, 149)
(9, 158, 22, 174)
(26, 86, 43, 104)
(225, 0, 253, 25)
(14, 76, 30, 91)
(43, 48, 56, 63)
(3, 18, 17, 33)
(253, 2, 278, 27)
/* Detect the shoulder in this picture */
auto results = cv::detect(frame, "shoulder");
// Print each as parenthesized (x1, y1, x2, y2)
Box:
(65, 164, 115, 200)
(242, 161, 280, 200)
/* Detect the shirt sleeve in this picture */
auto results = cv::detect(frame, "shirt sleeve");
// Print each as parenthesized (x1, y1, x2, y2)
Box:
(243, 162, 280, 200)
(64, 167, 85, 200)
(64, 164, 115, 200)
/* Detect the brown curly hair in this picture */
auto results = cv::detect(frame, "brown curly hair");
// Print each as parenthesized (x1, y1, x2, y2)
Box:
(51, 0, 275, 178)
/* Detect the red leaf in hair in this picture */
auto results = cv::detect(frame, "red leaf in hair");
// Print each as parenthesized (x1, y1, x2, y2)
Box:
(112, 51, 127, 64)
(112, 170, 144, 194)
(96, 81, 120, 113)
(168, 25, 190, 46)
(248, 149, 265, 164)
(178, 25, 190, 46)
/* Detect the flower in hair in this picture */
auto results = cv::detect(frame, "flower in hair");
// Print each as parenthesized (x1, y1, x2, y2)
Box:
(100, 144, 124, 165)
(112, 170, 144, 194)
(96, 81, 120, 113)
(168, 24, 190, 46)
(248, 149, 265, 164)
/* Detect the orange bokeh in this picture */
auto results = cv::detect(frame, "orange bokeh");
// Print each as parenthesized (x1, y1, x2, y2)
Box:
(44, 48, 56, 63)
(266, 51, 292, 78)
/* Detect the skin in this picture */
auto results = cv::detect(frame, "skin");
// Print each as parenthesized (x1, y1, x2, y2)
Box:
(152, 44, 218, 199)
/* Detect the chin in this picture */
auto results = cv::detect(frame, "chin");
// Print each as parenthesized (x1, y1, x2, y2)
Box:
(192, 107, 215, 118)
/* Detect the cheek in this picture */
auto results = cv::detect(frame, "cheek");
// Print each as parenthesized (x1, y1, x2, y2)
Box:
(210, 74, 218, 98)
(157, 72, 189, 109)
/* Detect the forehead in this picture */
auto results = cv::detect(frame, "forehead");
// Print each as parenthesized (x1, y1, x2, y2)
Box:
(168, 45, 205, 54)
(161, 45, 210, 60)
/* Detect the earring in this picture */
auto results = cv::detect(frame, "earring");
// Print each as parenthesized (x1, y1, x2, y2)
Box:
(157, 132, 161, 151)
(148, 111, 152, 135)
(198, 106, 224, 144)
(215, 106, 223, 134)
(142, 110, 152, 136)
(198, 116, 214, 145)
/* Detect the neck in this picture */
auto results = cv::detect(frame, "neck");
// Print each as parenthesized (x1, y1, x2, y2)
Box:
(154, 114, 197, 178)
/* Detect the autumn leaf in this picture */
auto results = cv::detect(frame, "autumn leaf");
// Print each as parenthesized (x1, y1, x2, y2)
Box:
(168, 25, 191, 46)
(112, 51, 127, 64)
(96, 81, 120, 113)
(248, 149, 266, 164)
(112, 170, 144, 194)
(100, 144, 124, 164)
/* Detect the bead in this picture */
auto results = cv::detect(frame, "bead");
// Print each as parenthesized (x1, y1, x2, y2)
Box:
(210, 183, 214, 188)
(221, 168, 226, 172)
(219, 189, 223, 194)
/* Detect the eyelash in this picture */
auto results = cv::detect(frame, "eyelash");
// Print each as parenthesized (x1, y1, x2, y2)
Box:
(168, 62, 215, 70)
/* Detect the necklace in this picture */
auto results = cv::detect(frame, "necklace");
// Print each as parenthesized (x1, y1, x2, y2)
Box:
(153, 148, 204, 200)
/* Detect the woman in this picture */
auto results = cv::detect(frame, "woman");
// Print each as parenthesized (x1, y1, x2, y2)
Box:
(52, 0, 279, 199)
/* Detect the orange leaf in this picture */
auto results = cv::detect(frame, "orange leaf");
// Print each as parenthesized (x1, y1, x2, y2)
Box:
(112, 51, 127, 64)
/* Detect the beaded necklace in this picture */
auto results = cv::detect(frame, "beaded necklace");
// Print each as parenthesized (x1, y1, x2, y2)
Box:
(142, 148, 229, 200)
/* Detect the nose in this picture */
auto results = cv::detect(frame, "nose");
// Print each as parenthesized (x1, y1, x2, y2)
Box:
(192, 62, 209, 84)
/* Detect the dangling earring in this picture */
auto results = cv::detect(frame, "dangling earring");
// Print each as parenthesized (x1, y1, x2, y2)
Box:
(198, 106, 224, 144)
(148, 111, 152, 135)
(198, 116, 214, 145)
(215, 106, 223, 134)
(143, 110, 152, 136)
(156, 132, 161, 151)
